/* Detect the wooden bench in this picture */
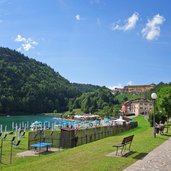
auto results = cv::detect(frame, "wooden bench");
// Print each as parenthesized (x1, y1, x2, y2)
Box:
(113, 135, 134, 156)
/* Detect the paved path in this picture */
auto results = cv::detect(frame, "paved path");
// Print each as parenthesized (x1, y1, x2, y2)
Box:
(123, 137, 171, 171)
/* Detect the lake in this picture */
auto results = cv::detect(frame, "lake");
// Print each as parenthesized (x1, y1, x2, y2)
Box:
(0, 115, 58, 131)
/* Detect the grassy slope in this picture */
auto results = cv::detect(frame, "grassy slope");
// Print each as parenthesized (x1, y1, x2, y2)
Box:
(1, 116, 170, 171)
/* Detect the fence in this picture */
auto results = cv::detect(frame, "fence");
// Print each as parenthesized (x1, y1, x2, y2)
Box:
(72, 122, 137, 148)
(28, 121, 138, 149)
(28, 130, 61, 150)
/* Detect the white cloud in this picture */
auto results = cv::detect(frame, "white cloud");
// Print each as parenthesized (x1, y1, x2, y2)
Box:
(108, 81, 135, 89)
(22, 43, 33, 51)
(141, 14, 165, 41)
(75, 14, 80, 21)
(15, 35, 27, 43)
(124, 13, 139, 31)
(112, 12, 139, 31)
(15, 35, 38, 51)
(127, 81, 133, 85)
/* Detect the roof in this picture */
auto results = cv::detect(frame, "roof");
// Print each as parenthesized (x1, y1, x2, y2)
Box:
(122, 98, 152, 105)
(131, 99, 152, 104)
(124, 84, 155, 88)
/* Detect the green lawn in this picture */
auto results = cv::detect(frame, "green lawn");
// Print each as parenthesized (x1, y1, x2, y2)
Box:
(1, 116, 171, 171)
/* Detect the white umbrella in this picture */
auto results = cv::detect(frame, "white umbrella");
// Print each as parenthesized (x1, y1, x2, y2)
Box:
(24, 124, 27, 132)
(52, 123, 54, 131)
(22, 122, 24, 128)
(44, 122, 46, 130)
(114, 116, 126, 125)
(0, 124, 2, 133)
(18, 128, 20, 140)
(27, 121, 29, 129)
(12, 122, 14, 130)
(114, 116, 125, 122)
(5, 125, 7, 133)
(15, 125, 18, 136)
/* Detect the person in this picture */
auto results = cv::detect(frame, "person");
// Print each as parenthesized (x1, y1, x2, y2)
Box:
(155, 122, 160, 134)
(159, 121, 164, 135)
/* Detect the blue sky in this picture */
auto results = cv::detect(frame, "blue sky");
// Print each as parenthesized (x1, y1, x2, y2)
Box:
(0, 0, 171, 89)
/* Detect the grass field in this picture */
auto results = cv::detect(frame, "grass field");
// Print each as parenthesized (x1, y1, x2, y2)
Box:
(1, 116, 170, 171)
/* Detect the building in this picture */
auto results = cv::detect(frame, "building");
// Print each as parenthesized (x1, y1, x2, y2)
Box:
(112, 88, 126, 94)
(123, 84, 155, 93)
(112, 84, 155, 94)
(121, 99, 153, 116)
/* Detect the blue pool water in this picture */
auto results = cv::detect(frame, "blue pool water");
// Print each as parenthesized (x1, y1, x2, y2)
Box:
(0, 115, 58, 131)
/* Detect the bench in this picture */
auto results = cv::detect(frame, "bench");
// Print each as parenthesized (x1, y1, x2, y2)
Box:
(113, 135, 134, 156)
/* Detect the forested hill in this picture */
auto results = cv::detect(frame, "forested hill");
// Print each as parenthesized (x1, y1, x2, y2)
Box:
(72, 83, 101, 93)
(0, 47, 81, 114)
(70, 87, 118, 114)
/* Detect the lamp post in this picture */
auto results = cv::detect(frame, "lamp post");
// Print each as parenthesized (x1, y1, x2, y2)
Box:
(151, 93, 157, 138)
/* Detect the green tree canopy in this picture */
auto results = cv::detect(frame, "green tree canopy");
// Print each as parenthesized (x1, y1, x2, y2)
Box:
(71, 87, 118, 115)
(157, 85, 171, 118)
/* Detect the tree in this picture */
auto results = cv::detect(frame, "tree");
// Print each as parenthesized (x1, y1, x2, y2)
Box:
(113, 105, 121, 117)
(157, 86, 171, 132)
(72, 87, 116, 115)
(81, 97, 91, 113)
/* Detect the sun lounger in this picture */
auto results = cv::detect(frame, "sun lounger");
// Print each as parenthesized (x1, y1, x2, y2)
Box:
(13, 140, 21, 148)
